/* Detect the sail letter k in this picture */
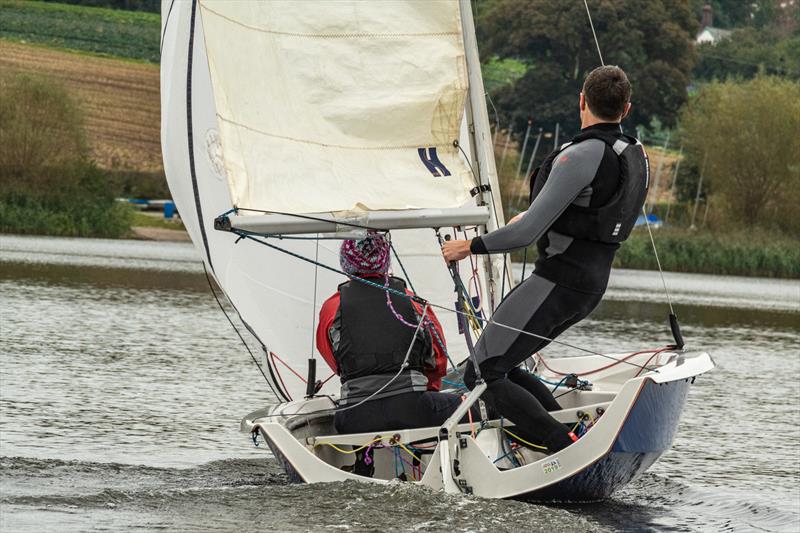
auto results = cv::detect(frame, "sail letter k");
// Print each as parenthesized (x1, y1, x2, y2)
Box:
(417, 147, 451, 177)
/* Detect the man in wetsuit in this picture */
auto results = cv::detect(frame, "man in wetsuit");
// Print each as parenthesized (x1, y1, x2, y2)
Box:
(442, 65, 649, 453)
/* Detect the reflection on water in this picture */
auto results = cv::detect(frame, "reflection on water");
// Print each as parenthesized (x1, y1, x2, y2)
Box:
(1, 235, 799, 532)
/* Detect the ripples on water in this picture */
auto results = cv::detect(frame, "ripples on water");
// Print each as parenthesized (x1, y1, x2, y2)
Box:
(1, 235, 799, 532)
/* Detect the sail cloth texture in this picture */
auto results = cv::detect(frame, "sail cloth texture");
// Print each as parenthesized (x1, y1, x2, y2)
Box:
(198, 0, 475, 214)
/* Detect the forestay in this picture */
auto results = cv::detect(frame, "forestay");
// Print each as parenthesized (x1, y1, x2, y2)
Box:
(161, 0, 503, 402)
(199, 0, 475, 214)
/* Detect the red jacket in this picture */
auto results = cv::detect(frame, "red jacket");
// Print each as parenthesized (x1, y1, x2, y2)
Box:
(315, 282, 448, 391)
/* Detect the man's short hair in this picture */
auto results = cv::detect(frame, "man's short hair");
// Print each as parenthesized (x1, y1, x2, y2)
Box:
(582, 66, 631, 121)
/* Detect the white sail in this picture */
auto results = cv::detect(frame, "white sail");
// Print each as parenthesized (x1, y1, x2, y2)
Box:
(161, 0, 505, 401)
(199, 0, 475, 214)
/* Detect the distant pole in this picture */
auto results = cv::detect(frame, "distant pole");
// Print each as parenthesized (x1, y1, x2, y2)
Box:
(499, 123, 514, 170)
(524, 128, 544, 179)
(689, 152, 707, 229)
(664, 144, 683, 224)
(702, 198, 711, 227)
(647, 131, 671, 215)
(516, 119, 533, 178)
(553, 123, 560, 150)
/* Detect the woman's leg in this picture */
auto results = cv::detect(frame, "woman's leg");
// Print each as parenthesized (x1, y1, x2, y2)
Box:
(335, 392, 421, 434)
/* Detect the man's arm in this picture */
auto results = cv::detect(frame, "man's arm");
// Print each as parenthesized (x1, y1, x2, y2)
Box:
(472, 139, 606, 254)
(442, 139, 606, 260)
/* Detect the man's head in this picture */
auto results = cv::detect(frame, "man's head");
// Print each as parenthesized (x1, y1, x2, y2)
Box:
(340, 232, 390, 276)
(580, 65, 632, 126)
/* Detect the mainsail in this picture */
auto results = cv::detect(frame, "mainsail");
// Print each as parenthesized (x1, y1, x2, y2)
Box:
(161, 0, 506, 401)
(200, 0, 474, 214)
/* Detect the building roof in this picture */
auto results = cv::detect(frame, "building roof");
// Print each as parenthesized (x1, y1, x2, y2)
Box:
(696, 26, 732, 45)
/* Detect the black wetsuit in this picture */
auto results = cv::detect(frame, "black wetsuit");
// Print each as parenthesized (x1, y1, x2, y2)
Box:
(465, 123, 645, 452)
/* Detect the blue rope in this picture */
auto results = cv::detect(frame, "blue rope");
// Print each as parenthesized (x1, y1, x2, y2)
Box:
(442, 378, 467, 390)
(493, 448, 520, 464)
(550, 375, 569, 394)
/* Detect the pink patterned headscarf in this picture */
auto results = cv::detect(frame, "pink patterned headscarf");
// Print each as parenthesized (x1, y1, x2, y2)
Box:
(340, 233, 391, 276)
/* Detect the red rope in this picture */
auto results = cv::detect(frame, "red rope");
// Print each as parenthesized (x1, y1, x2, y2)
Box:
(537, 347, 672, 377)
(635, 350, 667, 377)
(268, 351, 302, 401)
(269, 351, 307, 383)
(320, 372, 337, 386)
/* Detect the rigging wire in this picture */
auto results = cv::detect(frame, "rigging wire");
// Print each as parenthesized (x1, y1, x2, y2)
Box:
(454, 139, 510, 299)
(641, 208, 675, 315)
(201, 262, 276, 394)
(310, 235, 321, 358)
(228, 227, 655, 373)
(583, 0, 604, 66)
(582, 0, 682, 344)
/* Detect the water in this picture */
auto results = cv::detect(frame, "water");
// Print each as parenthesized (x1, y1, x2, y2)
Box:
(2, 235, 799, 532)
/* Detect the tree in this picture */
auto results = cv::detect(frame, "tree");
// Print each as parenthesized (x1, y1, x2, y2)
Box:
(0, 74, 131, 237)
(0, 74, 87, 183)
(680, 76, 800, 233)
(694, 10, 800, 82)
(477, 0, 698, 139)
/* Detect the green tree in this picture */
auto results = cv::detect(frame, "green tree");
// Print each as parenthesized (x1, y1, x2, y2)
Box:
(680, 76, 800, 233)
(694, 25, 800, 81)
(691, 0, 776, 29)
(477, 0, 697, 139)
(0, 74, 86, 181)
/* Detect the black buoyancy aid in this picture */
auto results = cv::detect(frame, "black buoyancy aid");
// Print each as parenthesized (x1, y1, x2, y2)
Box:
(335, 276, 429, 383)
(529, 128, 649, 244)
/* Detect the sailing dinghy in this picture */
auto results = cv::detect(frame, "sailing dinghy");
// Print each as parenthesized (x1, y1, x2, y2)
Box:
(160, 0, 714, 500)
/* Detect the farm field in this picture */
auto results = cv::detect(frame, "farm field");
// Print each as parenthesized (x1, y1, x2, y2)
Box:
(0, 0, 160, 62)
(0, 40, 162, 176)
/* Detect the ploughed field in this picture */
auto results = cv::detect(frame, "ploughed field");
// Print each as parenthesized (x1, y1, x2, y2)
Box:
(0, 0, 161, 176)
(0, 40, 161, 175)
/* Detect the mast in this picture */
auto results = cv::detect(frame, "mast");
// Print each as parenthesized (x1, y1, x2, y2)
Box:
(458, 0, 511, 310)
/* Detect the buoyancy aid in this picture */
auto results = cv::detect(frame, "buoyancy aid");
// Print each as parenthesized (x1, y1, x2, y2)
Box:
(530, 128, 649, 244)
(335, 276, 429, 384)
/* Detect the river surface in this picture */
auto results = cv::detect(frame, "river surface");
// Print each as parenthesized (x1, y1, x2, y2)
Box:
(1, 235, 798, 532)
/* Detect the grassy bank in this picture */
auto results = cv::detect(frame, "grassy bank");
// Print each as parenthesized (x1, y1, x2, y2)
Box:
(0, 189, 132, 238)
(130, 211, 185, 231)
(510, 228, 799, 279)
(615, 228, 799, 278)
(0, 0, 160, 62)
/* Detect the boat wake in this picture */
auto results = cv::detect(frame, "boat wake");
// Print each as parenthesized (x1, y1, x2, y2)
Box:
(2, 456, 796, 532)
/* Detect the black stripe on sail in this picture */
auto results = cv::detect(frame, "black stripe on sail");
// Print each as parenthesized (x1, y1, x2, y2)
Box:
(186, 0, 214, 272)
(185, 2, 289, 401)
(160, 0, 176, 56)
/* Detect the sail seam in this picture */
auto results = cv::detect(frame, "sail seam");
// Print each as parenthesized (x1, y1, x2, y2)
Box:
(216, 115, 458, 152)
(200, 4, 459, 39)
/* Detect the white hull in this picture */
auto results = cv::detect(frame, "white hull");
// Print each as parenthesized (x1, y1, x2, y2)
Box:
(243, 349, 714, 501)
